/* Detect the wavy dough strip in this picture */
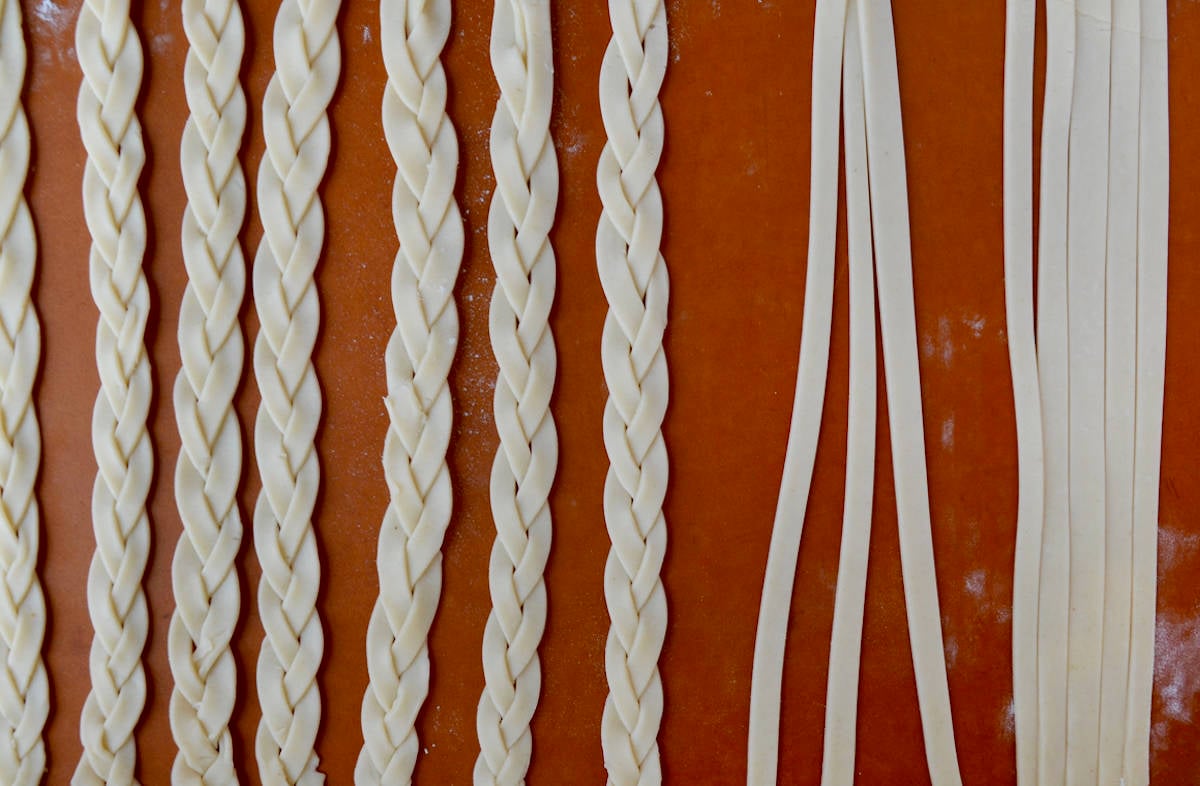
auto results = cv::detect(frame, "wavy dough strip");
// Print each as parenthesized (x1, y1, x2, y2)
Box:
(0, 1, 47, 782)
(73, 0, 152, 781)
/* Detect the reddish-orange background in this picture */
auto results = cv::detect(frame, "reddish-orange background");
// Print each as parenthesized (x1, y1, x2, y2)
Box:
(19, 0, 1200, 783)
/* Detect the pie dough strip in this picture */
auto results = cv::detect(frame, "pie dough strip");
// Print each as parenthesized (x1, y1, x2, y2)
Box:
(251, 0, 340, 782)
(476, 1, 557, 783)
(1123, 2, 1168, 782)
(1002, 0, 1044, 783)
(596, 0, 668, 783)
(1064, 2, 1111, 783)
(746, 1, 845, 781)
(819, 9, 876, 783)
(0, 1, 47, 781)
(73, 0, 152, 781)
(1098, 1, 1140, 782)
(856, 1, 962, 782)
(169, 0, 247, 782)
(1034, 2, 1075, 784)
(356, 1, 462, 784)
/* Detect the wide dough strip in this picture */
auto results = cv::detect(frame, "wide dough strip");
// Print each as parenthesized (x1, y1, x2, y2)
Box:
(746, 0, 845, 780)
(818, 5, 877, 782)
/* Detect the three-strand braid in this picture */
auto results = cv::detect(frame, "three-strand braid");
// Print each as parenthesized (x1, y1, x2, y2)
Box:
(74, 0, 152, 781)
(596, 0, 669, 784)
(251, 0, 339, 782)
(355, 0, 462, 783)
(169, 0, 247, 781)
(0, 0, 47, 782)
(476, 0, 557, 783)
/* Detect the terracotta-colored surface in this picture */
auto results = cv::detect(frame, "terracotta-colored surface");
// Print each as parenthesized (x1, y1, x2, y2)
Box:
(18, 0, 1200, 782)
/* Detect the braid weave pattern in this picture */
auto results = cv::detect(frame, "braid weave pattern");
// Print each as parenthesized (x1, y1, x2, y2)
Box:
(73, 0, 151, 781)
(169, 0, 247, 781)
(0, 1, 46, 782)
(596, 1, 669, 783)
(251, 0, 339, 782)
(355, 0, 461, 783)
(476, 0, 557, 783)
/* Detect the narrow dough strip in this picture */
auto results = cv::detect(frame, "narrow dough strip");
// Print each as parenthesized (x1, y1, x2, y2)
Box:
(1002, 0, 1044, 782)
(251, 0, 340, 782)
(1097, 1, 1140, 781)
(0, 1, 47, 781)
(746, 1, 846, 781)
(73, 0, 152, 781)
(169, 0, 248, 781)
(597, 0, 668, 782)
(1035, 2, 1076, 783)
(356, 1, 462, 783)
(855, 1, 962, 782)
(476, 0, 558, 782)
(819, 7, 876, 782)
(1064, 2, 1111, 782)
(1123, 1, 1168, 782)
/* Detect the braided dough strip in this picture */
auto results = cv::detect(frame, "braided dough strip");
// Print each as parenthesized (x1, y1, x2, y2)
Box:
(1124, 2, 1168, 781)
(169, 0, 247, 782)
(1034, 2, 1075, 783)
(1098, 1, 1140, 782)
(73, 0, 152, 781)
(356, 1, 461, 784)
(251, 0, 339, 782)
(476, 0, 557, 783)
(818, 7, 876, 782)
(1064, 2, 1111, 781)
(855, 0, 962, 781)
(596, 0, 668, 783)
(746, 1, 845, 781)
(0, 1, 47, 782)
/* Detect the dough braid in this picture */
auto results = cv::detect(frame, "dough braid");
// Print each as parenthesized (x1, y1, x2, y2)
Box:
(73, 0, 151, 782)
(169, 0, 247, 782)
(355, 1, 461, 783)
(596, 1, 668, 783)
(0, 1, 47, 782)
(475, 1, 557, 783)
(251, 0, 339, 782)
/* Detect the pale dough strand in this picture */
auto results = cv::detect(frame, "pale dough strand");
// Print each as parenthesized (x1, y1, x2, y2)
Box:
(818, 7, 875, 782)
(1002, 0, 1043, 783)
(73, 0, 152, 781)
(1035, 2, 1075, 783)
(169, 0, 248, 782)
(1065, 1, 1110, 782)
(597, 0, 668, 783)
(0, 1, 47, 782)
(355, 2, 461, 784)
(855, 0, 961, 782)
(746, 1, 845, 781)
(475, 1, 557, 784)
(1124, 1, 1168, 782)
(1098, 1, 1140, 782)
(251, 0, 340, 782)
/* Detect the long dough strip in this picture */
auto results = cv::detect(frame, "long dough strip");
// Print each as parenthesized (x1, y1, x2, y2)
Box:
(1124, 1, 1168, 782)
(1035, 2, 1076, 783)
(746, 1, 846, 781)
(251, 0, 340, 782)
(0, 1, 47, 782)
(1098, 1, 1140, 782)
(356, 1, 462, 783)
(1064, 2, 1111, 782)
(73, 0, 152, 781)
(818, 7, 876, 782)
(855, 1, 962, 782)
(169, 0, 247, 781)
(477, 0, 558, 782)
(1002, 0, 1044, 782)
